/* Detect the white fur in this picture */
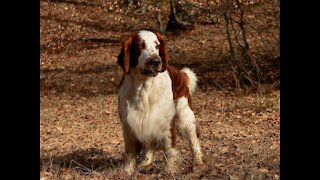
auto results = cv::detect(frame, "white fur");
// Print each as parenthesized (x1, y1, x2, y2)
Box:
(119, 70, 175, 144)
(137, 30, 160, 70)
(181, 67, 198, 95)
(176, 97, 203, 160)
(119, 70, 178, 175)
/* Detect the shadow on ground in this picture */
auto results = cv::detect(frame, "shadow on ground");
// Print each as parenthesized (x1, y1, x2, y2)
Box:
(40, 62, 121, 97)
(40, 148, 123, 174)
(40, 56, 279, 97)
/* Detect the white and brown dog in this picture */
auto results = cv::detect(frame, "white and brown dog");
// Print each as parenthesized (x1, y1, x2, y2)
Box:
(117, 30, 203, 175)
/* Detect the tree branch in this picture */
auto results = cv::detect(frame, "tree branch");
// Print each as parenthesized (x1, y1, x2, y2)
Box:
(170, 0, 192, 26)
(156, 0, 164, 33)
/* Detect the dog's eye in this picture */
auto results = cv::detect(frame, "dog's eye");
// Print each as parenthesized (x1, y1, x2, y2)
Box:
(139, 42, 145, 49)
(156, 44, 160, 49)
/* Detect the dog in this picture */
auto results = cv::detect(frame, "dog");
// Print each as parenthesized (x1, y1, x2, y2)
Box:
(117, 30, 203, 175)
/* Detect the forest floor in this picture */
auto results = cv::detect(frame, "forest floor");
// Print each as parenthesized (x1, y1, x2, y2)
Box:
(40, 0, 280, 179)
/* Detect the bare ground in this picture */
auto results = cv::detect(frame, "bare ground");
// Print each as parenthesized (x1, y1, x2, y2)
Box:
(40, 0, 279, 179)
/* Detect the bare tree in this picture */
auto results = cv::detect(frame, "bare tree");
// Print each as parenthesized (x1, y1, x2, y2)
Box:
(222, 0, 263, 91)
(165, 0, 197, 32)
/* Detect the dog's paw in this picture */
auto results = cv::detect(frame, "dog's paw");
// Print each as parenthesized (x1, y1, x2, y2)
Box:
(164, 152, 181, 175)
(124, 163, 136, 176)
(194, 151, 204, 166)
(164, 162, 180, 176)
(138, 160, 153, 169)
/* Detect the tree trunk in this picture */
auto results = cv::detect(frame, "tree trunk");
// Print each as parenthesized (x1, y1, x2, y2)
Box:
(165, 0, 195, 32)
(223, 0, 261, 91)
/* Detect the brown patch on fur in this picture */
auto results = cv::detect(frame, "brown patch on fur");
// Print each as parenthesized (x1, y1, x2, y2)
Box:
(154, 32, 168, 72)
(170, 116, 177, 147)
(166, 65, 201, 138)
(196, 126, 201, 138)
(166, 65, 193, 108)
(117, 32, 141, 75)
(118, 74, 125, 89)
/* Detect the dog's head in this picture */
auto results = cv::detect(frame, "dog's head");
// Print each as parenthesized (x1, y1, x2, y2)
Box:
(117, 30, 168, 77)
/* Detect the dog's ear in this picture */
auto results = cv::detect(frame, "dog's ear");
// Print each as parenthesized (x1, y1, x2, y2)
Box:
(155, 32, 168, 72)
(117, 36, 133, 74)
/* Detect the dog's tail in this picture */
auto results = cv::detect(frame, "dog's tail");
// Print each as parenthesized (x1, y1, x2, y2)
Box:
(181, 68, 198, 96)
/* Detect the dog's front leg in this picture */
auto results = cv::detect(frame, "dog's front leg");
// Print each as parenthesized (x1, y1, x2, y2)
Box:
(163, 135, 180, 175)
(122, 126, 139, 176)
(139, 145, 154, 168)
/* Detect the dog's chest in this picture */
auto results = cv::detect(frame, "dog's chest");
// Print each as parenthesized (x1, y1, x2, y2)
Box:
(119, 72, 175, 142)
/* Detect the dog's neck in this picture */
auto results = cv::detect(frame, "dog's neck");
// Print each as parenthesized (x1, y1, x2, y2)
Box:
(129, 69, 155, 89)
(126, 71, 155, 110)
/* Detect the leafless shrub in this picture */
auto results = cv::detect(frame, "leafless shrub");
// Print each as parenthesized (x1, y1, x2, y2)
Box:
(221, 0, 279, 92)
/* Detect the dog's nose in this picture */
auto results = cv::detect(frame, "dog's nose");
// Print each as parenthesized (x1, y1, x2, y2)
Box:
(150, 59, 161, 66)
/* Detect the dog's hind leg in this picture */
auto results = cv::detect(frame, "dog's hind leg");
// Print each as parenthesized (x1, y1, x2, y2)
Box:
(176, 97, 204, 166)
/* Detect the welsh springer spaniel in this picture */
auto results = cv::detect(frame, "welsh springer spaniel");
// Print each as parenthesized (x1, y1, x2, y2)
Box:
(117, 30, 203, 175)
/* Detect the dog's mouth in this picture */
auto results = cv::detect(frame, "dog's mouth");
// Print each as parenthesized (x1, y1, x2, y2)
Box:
(141, 59, 164, 77)
(141, 64, 162, 77)
(141, 70, 159, 77)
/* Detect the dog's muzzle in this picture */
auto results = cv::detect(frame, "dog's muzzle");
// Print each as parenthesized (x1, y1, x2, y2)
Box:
(142, 56, 163, 77)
